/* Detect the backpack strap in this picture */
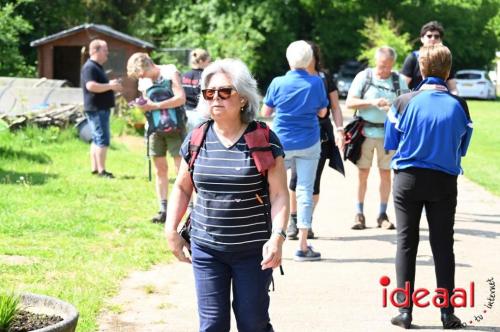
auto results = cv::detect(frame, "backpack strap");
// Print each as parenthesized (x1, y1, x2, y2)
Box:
(188, 120, 211, 169)
(360, 68, 372, 99)
(188, 120, 212, 192)
(243, 121, 276, 176)
(391, 72, 401, 95)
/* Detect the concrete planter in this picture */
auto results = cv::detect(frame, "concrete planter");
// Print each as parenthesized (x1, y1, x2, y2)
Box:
(20, 293, 79, 332)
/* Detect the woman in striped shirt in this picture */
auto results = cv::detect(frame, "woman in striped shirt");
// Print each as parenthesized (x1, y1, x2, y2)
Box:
(165, 58, 289, 332)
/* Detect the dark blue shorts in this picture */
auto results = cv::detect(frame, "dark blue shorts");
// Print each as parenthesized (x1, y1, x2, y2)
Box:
(85, 109, 111, 147)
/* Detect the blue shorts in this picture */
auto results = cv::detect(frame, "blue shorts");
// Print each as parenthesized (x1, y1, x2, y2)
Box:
(85, 110, 111, 147)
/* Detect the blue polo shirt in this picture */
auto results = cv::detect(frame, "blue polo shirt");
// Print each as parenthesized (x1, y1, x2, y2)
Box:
(263, 69, 328, 150)
(384, 77, 473, 175)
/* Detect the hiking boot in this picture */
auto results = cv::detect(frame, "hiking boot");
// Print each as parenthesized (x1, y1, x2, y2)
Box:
(307, 228, 315, 239)
(286, 215, 298, 240)
(377, 213, 395, 230)
(98, 170, 115, 179)
(391, 313, 412, 329)
(351, 213, 366, 230)
(294, 246, 321, 262)
(441, 313, 462, 329)
(151, 211, 166, 224)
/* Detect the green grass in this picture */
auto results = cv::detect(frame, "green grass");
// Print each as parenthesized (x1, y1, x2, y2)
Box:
(0, 292, 20, 331)
(462, 100, 500, 195)
(0, 124, 174, 332)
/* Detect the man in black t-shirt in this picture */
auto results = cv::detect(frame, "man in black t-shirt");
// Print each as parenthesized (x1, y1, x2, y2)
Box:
(400, 21, 457, 94)
(81, 39, 122, 178)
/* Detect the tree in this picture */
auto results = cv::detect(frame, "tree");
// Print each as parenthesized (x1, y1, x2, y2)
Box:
(0, 1, 35, 76)
(358, 16, 412, 69)
(130, 0, 303, 90)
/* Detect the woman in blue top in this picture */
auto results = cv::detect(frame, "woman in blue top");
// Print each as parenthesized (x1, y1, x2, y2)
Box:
(385, 44, 473, 330)
(262, 40, 328, 261)
(166, 59, 289, 332)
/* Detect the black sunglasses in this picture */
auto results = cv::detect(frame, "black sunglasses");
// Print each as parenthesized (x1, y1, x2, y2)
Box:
(425, 33, 441, 40)
(202, 87, 236, 100)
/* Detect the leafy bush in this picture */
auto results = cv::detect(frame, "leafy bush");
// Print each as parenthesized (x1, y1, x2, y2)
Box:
(358, 16, 412, 70)
(0, 2, 36, 76)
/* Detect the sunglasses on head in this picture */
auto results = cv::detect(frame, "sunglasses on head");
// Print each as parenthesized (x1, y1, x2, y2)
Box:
(202, 87, 236, 100)
(425, 33, 441, 39)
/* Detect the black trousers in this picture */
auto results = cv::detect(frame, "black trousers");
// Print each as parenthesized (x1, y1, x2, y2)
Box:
(393, 168, 458, 314)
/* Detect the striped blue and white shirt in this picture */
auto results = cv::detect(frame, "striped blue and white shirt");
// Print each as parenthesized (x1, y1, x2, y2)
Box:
(180, 122, 285, 252)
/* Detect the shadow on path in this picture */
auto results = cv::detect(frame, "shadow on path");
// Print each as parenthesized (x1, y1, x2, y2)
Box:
(283, 256, 471, 267)
(454, 228, 500, 239)
(318, 233, 424, 245)
(413, 324, 499, 331)
(456, 212, 500, 226)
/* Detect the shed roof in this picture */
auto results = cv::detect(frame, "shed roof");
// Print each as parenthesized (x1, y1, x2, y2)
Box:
(30, 23, 155, 49)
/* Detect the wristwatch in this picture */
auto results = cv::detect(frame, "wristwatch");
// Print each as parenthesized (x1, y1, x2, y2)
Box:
(272, 228, 287, 240)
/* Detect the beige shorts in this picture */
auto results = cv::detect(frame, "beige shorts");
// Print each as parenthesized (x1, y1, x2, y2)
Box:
(356, 137, 394, 170)
(148, 130, 185, 158)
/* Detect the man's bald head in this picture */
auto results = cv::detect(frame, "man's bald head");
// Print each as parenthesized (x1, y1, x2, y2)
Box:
(89, 39, 106, 55)
(89, 39, 109, 64)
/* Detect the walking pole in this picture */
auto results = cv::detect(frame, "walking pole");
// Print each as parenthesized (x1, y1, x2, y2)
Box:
(146, 133, 152, 182)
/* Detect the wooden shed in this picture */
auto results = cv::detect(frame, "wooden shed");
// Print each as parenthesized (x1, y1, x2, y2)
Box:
(30, 23, 154, 88)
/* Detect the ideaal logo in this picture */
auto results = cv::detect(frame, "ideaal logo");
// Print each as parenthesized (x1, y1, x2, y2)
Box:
(462, 277, 496, 327)
(379, 276, 475, 309)
(380, 276, 496, 327)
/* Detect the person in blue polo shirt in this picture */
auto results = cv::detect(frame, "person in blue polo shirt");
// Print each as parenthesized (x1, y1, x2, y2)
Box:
(385, 44, 473, 329)
(262, 40, 328, 261)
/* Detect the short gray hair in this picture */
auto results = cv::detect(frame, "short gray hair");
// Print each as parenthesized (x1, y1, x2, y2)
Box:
(198, 58, 260, 124)
(286, 40, 313, 69)
(375, 46, 397, 62)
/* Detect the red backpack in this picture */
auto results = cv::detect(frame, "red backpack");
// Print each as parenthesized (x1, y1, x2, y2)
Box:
(188, 120, 276, 179)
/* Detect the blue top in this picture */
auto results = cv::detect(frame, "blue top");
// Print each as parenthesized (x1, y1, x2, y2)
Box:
(180, 122, 284, 252)
(263, 69, 328, 150)
(80, 59, 115, 111)
(384, 77, 473, 175)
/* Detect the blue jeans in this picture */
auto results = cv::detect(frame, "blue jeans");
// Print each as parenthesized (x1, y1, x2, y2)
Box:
(284, 141, 321, 229)
(85, 109, 111, 147)
(191, 242, 274, 332)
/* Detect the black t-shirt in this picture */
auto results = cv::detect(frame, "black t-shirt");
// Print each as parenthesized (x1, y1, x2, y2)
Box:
(318, 71, 338, 121)
(80, 59, 115, 111)
(401, 51, 455, 90)
(182, 68, 203, 110)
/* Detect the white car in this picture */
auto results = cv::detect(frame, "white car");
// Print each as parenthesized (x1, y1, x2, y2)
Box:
(455, 70, 496, 100)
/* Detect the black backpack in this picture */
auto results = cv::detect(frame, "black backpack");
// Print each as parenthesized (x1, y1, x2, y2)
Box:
(343, 116, 365, 164)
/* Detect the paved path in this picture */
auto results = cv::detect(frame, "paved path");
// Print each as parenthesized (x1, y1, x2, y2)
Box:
(98, 157, 500, 331)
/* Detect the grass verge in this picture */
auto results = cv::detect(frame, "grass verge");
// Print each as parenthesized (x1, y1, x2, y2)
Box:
(0, 124, 173, 332)
(462, 100, 500, 196)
